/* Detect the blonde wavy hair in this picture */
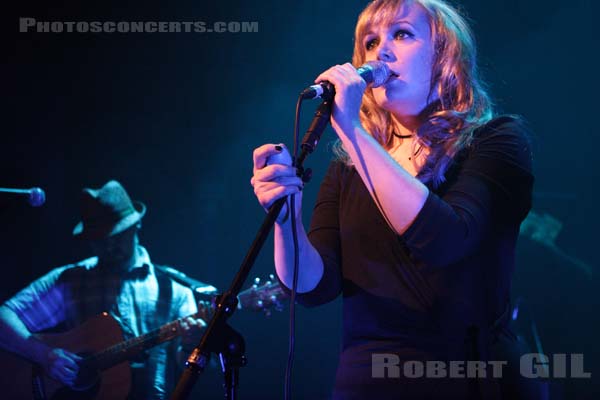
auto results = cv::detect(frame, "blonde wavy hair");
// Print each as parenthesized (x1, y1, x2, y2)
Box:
(334, 0, 494, 188)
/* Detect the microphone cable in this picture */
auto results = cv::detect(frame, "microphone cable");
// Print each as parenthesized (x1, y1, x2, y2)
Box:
(284, 94, 304, 400)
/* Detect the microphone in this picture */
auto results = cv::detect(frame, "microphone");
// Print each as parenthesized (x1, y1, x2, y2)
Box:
(300, 61, 391, 100)
(0, 187, 46, 207)
(155, 265, 218, 296)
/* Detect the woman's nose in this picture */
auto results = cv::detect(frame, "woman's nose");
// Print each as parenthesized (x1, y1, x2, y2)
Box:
(377, 41, 394, 62)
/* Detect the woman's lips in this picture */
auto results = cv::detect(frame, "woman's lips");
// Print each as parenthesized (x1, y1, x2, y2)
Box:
(382, 72, 399, 86)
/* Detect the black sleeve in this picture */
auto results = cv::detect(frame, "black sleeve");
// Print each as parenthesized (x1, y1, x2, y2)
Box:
(400, 116, 534, 268)
(277, 161, 343, 307)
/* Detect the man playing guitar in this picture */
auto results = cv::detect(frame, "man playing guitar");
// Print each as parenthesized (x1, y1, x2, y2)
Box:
(0, 180, 208, 399)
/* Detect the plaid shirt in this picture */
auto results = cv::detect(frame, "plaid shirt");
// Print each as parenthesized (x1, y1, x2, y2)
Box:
(4, 246, 197, 399)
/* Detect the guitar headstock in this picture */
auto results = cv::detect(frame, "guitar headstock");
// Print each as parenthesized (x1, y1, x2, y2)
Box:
(238, 274, 287, 316)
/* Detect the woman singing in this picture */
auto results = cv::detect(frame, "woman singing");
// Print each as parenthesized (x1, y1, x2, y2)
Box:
(251, 0, 545, 398)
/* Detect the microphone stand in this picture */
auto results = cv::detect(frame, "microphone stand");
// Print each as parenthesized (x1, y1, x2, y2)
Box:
(169, 97, 333, 400)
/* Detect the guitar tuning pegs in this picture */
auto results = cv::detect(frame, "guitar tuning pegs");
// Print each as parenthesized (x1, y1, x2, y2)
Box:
(270, 295, 283, 312)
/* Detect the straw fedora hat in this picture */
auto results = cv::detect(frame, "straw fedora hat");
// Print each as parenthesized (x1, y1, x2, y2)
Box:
(72, 180, 146, 240)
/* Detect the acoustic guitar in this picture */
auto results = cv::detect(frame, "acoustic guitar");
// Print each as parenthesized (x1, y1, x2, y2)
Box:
(0, 277, 285, 399)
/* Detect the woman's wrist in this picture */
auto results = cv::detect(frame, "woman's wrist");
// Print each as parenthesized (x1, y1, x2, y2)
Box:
(334, 118, 365, 143)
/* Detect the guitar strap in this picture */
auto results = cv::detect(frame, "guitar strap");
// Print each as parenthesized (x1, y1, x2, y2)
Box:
(154, 265, 174, 324)
(149, 265, 177, 392)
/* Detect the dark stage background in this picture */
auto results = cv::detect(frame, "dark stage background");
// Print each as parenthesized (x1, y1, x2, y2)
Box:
(2, 0, 598, 398)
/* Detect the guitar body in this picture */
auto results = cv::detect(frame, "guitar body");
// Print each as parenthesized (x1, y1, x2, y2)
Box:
(0, 313, 131, 400)
(0, 278, 285, 399)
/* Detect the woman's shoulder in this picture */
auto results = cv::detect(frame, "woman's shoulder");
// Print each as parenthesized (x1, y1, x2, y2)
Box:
(471, 114, 532, 148)
(469, 114, 534, 171)
(317, 158, 362, 196)
(325, 158, 353, 179)
(460, 115, 534, 220)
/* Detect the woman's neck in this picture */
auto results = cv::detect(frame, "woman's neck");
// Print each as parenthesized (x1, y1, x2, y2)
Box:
(390, 113, 422, 138)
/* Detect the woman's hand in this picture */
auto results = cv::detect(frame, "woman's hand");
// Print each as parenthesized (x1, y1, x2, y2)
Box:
(315, 62, 366, 137)
(251, 144, 303, 224)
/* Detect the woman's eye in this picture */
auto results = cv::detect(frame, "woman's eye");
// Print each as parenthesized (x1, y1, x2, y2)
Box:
(365, 38, 379, 51)
(394, 29, 413, 40)
(366, 29, 413, 50)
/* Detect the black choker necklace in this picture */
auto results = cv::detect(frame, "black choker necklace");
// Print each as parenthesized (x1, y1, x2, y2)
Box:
(391, 132, 423, 161)
(392, 132, 414, 139)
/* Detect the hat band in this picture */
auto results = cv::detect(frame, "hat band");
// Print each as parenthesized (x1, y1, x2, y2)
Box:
(82, 206, 136, 229)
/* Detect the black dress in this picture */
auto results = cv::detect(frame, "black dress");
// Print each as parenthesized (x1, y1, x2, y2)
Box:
(286, 116, 546, 399)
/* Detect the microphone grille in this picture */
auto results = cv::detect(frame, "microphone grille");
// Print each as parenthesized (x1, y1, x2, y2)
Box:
(365, 61, 391, 88)
(29, 187, 46, 207)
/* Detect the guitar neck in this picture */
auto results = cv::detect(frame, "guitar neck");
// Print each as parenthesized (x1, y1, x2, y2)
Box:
(81, 280, 283, 371)
(87, 303, 213, 371)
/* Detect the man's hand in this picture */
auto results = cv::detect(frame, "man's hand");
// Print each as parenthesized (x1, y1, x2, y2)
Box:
(179, 316, 207, 350)
(42, 348, 82, 387)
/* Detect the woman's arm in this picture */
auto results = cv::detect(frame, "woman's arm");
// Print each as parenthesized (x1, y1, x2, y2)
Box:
(336, 122, 429, 235)
(315, 63, 429, 235)
(251, 144, 324, 293)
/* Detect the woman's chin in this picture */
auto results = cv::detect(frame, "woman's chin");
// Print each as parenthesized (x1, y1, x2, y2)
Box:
(376, 99, 415, 117)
